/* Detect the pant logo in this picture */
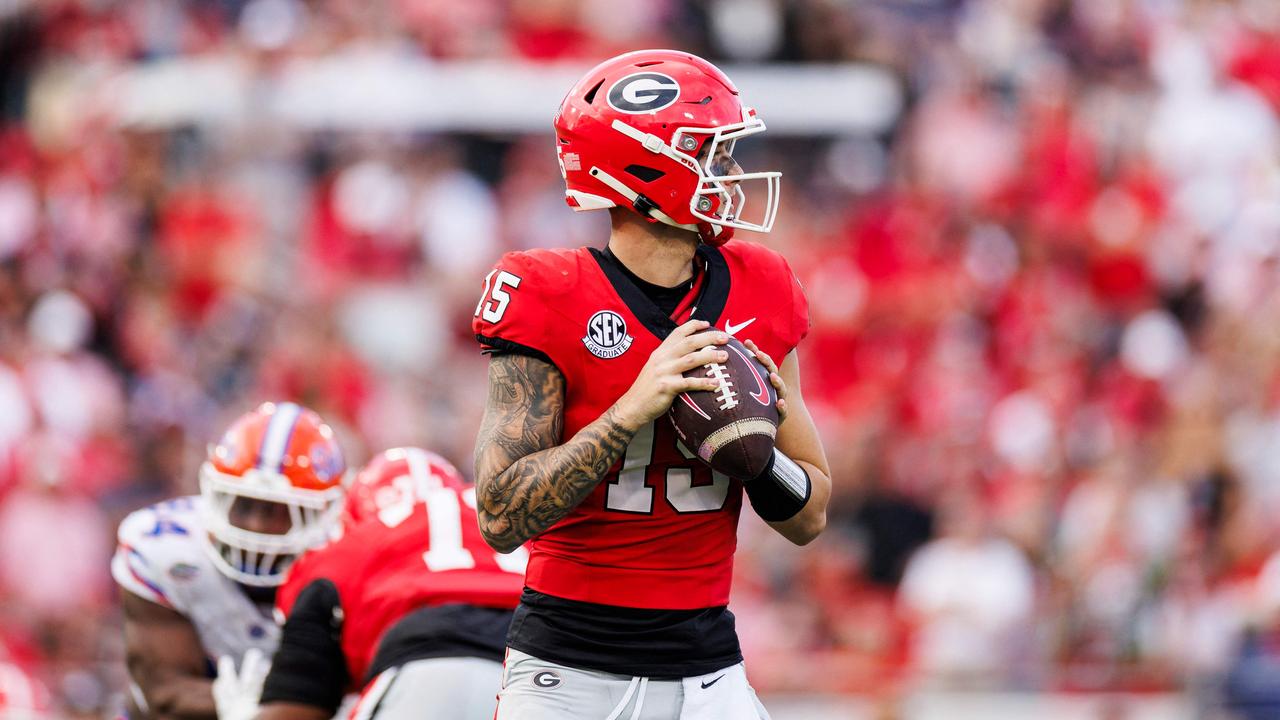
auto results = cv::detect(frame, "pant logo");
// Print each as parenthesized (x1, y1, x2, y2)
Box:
(701, 674, 725, 689)
(533, 671, 562, 689)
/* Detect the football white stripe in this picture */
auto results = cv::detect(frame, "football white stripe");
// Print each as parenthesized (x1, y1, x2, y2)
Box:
(698, 418, 776, 463)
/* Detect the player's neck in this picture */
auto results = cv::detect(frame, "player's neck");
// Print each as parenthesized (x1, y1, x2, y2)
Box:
(606, 209, 698, 288)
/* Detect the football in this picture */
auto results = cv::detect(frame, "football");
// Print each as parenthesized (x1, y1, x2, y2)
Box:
(668, 335, 779, 479)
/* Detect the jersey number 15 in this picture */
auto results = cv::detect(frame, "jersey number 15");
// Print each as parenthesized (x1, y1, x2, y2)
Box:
(475, 270, 521, 324)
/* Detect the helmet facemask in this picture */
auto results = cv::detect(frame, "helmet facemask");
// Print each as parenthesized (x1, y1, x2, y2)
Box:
(606, 106, 780, 246)
(199, 462, 344, 588)
(676, 113, 780, 236)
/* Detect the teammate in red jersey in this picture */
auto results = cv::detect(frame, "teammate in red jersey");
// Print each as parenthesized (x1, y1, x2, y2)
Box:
(472, 49, 831, 719)
(255, 448, 526, 720)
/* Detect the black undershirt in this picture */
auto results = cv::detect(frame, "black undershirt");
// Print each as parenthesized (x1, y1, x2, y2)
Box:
(599, 246, 696, 317)
(507, 589, 742, 678)
(260, 580, 513, 713)
(504, 247, 741, 678)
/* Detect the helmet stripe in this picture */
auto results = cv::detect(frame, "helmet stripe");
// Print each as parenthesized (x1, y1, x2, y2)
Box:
(258, 402, 303, 473)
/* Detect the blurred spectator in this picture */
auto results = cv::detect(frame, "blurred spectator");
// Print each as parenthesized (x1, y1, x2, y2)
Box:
(0, 433, 111, 617)
(898, 483, 1034, 685)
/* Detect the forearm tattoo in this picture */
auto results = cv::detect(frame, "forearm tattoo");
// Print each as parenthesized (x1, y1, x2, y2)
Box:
(474, 354, 636, 553)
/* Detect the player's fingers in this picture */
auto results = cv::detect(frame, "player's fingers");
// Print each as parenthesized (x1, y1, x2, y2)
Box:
(670, 319, 711, 339)
(744, 339, 773, 371)
(777, 397, 789, 423)
(241, 648, 265, 682)
(678, 375, 723, 393)
(675, 346, 728, 373)
(217, 655, 236, 682)
(679, 329, 729, 355)
(745, 339, 779, 374)
(769, 371, 787, 398)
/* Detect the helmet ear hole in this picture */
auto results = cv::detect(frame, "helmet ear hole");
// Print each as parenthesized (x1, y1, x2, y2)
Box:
(583, 79, 605, 104)
(624, 165, 665, 183)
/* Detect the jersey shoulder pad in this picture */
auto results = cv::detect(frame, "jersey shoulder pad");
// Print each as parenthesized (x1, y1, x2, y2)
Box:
(718, 239, 789, 279)
(111, 496, 206, 610)
(472, 247, 592, 364)
(501, 248, 589, 291)
(720, 240, 810, 348)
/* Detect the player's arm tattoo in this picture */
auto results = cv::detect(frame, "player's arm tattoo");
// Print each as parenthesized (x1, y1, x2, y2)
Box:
(474, 354, 636, 553)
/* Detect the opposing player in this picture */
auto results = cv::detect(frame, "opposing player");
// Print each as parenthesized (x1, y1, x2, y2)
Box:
(255, 447, 526, 720)
(112, 402, 347, 720)
(472, 50, 831, 719)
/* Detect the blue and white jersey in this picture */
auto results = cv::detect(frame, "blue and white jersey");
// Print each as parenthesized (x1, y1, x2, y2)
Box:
(111, 496, 280, 665)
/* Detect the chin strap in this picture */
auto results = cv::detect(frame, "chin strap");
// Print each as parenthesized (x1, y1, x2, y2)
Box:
(605, 120, 737, 246)
(589, 166, 699, 232)
(698, 221, 732, 246)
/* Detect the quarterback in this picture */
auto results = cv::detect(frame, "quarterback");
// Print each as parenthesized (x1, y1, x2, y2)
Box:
(472, 50, 831, 719)
(111, 402, 347, 720)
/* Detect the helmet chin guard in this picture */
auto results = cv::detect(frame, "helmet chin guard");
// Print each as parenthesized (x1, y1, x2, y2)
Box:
(554, 50, 781, 246)
(198, 402, 347, 587)
(199, 463, 344, 587)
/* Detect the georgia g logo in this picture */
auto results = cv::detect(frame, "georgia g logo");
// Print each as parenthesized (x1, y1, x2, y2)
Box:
(532, 671, 562, 690)
(607, 72, 681, 114)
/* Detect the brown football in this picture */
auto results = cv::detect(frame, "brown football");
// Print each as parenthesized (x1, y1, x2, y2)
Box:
(668, 335, 779, 479)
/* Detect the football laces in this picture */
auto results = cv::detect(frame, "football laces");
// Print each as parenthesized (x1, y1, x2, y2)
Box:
(704, 362, 738, 410)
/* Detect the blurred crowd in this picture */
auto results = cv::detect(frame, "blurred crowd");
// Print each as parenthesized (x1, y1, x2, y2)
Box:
(0, 0, 1279, 717)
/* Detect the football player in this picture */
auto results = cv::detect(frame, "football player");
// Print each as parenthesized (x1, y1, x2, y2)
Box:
(254, 447, 526, 720)
(112, 402, 347, 720)
(472, 50, 831, 719)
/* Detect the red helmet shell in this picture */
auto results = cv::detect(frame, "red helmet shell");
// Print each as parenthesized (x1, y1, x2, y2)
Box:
(554, 50, 779, 246)
(344, 447, 466, 528)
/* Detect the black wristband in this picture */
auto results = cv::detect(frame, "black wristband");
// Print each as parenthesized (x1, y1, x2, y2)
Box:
(744, 449, 811, 522)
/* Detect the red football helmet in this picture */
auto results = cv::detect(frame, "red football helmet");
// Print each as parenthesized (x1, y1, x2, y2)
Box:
(554, 49, 781, 246)
(344, 447, 466, 528)
(199, 402, 348, 587)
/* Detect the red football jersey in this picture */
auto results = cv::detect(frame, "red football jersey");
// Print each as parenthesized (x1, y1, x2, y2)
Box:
(275, 483, 526, 686)
(472, 240, 809, 609)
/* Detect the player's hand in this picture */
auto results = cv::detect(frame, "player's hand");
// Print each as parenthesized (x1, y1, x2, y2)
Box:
(213, 649, 269, 720)
(744, 339, 787, 425)
(615, 319, 729, 429)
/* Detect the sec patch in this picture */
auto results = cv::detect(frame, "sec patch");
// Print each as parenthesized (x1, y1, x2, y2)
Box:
(583, 310, 633, 359)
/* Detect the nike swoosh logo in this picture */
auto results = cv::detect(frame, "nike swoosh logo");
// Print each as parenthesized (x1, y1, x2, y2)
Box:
(724, 318, 755, 336)
(701, 674, 725, 689)
(727, 343, 771, 406)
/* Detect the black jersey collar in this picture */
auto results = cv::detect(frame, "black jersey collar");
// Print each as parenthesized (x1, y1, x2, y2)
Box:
(590, 244, 730, 340)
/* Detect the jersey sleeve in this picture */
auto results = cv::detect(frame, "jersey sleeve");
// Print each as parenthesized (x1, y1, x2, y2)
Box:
(111, 504, 192, 610)
(471, 251, 556, 365)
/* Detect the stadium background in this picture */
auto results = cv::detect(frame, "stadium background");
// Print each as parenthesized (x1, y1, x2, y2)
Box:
(0, 0, 1278, 718)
